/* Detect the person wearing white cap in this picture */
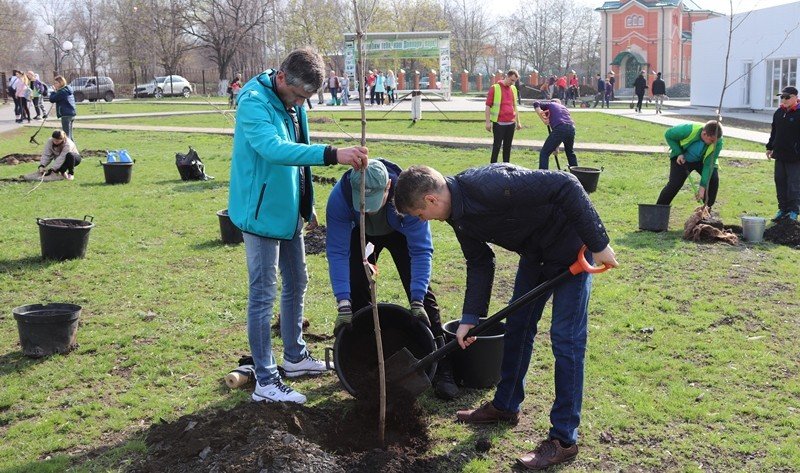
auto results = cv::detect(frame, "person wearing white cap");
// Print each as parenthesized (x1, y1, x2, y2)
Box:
(325, 158, 459, 400)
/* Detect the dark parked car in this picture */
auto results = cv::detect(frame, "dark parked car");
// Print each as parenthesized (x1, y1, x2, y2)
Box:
(70, 76, 115, 102)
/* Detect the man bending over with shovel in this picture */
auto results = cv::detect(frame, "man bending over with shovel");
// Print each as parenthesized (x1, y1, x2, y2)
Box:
(326, 159, 459, 400)
(656, 120, 723, 207)
(394, 163, 618, 470)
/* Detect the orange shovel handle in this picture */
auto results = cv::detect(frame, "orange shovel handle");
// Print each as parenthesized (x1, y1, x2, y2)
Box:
(568, 245, 609, 275)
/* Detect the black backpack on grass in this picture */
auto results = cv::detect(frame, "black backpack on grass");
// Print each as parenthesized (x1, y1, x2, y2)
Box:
(175, 147, 212, 181)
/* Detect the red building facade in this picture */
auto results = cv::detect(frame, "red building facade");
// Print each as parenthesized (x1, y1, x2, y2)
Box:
(596, 0, 719, 91)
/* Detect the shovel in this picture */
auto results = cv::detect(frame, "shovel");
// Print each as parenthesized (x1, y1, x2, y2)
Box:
(29, 103, 55, 145)
(384, 245, 608, 399)
(547, 125, 561, 170)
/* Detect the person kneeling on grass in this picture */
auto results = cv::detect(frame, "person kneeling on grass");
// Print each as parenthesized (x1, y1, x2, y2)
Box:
(656, 121, 723, 207)
(326, 158, 459, 400)
(394, 163, 618, 471)
(38, 130, 80, 181)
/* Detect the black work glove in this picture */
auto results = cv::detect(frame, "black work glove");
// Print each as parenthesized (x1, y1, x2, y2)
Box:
(410, 300, 430, 327)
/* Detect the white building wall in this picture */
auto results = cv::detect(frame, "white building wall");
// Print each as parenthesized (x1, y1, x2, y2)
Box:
(690, 2, 800, 110)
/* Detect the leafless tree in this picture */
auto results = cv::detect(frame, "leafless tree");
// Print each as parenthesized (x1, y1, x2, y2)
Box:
(716, 0, 800, 120)
(107, 0, 152, 82)
(183, 0, 270, 80)
(0, 0, 35, 73)
(69, 0, 110, 74)
(443, 0, 494, 74)
(140, 0, 194, 75)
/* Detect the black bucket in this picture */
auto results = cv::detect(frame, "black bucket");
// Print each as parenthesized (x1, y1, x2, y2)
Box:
(443, 318, 505, 388)
(638, 204, 671, 232)
(333, 303, 438, 399)
(568, 166, 602, 193)
(217, 209, 243, 244)
(13, 303, 81, 358)
(37, 216, 95, 260)
(101, 161, 134, 184)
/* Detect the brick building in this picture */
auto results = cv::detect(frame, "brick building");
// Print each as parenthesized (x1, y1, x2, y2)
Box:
(596, 0, 720, 90)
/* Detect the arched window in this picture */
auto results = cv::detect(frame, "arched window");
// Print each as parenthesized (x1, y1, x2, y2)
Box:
(626, 14, 644, 28)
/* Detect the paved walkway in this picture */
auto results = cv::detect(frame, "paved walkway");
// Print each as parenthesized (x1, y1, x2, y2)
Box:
(4, 95, 768, 159)
(23, 120, 763, 160)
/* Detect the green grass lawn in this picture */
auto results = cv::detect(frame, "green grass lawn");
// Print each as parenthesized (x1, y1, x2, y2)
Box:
(88, 110, 764, 153)
(75, 101, 230, 116)
(0, 126, 797, 472)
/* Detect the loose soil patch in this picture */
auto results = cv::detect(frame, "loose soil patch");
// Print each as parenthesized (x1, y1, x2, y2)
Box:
(764, 219, 800, 247)
(137, 399, 441, 472)
(1, 153, 39, 165)
(305, 225, 327, 255)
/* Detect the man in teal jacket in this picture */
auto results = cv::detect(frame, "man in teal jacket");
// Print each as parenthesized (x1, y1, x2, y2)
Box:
(656, 121, 723, 207)
(228, 48, 368, 404)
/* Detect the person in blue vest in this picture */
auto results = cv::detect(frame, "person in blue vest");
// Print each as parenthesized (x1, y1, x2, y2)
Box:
(656, 121, 723, 207)
(227, 48, 368, 404)
(485, 69, 522, 163)
(326, 158, 459, 400)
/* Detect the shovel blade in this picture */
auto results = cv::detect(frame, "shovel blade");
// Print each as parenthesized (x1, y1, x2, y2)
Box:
(385, 347, 432, 398)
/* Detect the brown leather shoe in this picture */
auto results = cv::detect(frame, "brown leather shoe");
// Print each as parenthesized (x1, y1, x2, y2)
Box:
(516, 439, 578, 470)
(455, 401, 520, 426)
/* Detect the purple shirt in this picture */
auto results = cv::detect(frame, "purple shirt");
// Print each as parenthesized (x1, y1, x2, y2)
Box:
(533, 101, 574, 128)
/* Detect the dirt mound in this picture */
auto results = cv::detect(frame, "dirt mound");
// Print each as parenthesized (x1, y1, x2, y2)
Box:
(305, 224, 326, 255)
(137, 399, 437, 473)
(1, 154, 39, 165)
(312, 174, 337, 186)
(308, 116, 336, 124)
(764, 219, 800, 247)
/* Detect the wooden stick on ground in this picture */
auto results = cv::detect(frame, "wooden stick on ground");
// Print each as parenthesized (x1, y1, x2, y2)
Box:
(353, 0, 386, 447)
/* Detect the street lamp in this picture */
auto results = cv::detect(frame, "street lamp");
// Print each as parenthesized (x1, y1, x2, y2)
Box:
(42, 24, 73, 78)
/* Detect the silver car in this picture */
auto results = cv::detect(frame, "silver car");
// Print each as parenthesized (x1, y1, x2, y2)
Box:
(70, 76, 115, 102)
(135, 75, 193, 98)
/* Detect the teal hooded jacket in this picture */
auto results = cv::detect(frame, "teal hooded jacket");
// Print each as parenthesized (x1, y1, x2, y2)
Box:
(228, 70, 336, 240)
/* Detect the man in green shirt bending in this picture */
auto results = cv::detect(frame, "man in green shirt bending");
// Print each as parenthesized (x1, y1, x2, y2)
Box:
(656, 121, 723, 207)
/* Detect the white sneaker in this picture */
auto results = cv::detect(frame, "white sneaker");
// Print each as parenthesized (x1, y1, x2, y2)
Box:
(251, 380, 306, 404)
(282, 354, 332, 378)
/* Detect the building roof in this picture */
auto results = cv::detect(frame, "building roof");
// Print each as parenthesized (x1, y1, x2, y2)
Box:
(595, 0, 717, 12)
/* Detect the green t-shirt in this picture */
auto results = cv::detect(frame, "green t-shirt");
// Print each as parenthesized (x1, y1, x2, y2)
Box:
(364, 206, 393, 236)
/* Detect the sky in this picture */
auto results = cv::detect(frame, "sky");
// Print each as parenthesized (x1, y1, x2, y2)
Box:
(490, 0, 800, 17)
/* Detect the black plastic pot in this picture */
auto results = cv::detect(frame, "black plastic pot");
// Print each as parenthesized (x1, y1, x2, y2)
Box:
(13, 303, 81, 358)
(37, 216, 95, 260)
(332, 303, 438, 399)
(638, 204, 671, 232)
(568, 166, 602, 193)
(101, 161, 134, 184)
(217, 209, 243, 244)
(443, 318, 505, 388)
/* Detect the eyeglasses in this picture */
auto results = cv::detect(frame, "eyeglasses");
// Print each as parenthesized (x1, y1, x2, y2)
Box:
(780, 94, 796, 100)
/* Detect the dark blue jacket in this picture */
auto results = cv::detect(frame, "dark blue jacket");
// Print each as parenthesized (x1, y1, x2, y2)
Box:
(446, 163, 610, 325)
(326, 159, 433, 303)
(49, 86, 76, 118)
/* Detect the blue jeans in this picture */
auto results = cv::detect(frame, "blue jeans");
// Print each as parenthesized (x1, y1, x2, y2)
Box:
(493, 254, 593, 445)
(243, 217, 309, 386)
(538, 124, 577, 170)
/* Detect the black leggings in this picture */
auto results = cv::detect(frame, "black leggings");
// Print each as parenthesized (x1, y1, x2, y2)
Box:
(657, 159, 719, 207)
(348, 228, 442, 337)
(490, 122, 516, 163)
(53, 152, 82, 175)
(17, 97, 30, 120)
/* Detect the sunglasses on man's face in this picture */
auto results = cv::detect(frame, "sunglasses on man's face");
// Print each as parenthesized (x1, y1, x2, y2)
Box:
(780, 94, 796, 100)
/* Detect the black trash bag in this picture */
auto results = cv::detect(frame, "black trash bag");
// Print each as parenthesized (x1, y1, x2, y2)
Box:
(175, 147, 213, 181)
